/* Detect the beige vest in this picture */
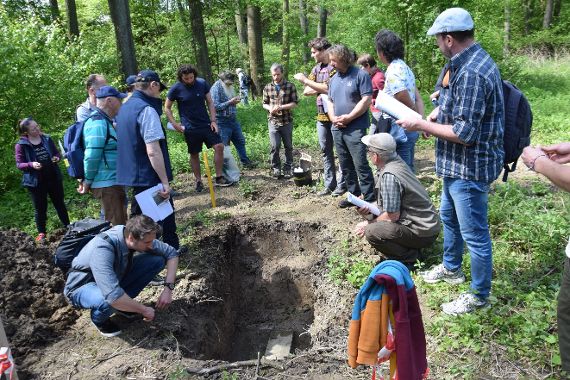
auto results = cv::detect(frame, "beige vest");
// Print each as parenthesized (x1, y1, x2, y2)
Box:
(378, 157, 441, 237)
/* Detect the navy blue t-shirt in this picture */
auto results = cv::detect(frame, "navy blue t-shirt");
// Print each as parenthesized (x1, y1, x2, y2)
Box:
(167, 78, 211, 130)
(328, 66, 373, 131)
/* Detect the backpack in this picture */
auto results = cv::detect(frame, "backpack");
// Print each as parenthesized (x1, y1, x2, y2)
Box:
(62, 114, 114, 179)
(501, 80, 533, 181)
(54, 218, 111, 273)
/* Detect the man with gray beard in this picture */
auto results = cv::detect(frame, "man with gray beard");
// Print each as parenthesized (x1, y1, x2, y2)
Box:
(210, 71, 253, 168)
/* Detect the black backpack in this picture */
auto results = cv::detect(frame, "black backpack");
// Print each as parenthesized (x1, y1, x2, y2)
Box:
(54, 218, 111, 273)
(501, 80, 533, 181)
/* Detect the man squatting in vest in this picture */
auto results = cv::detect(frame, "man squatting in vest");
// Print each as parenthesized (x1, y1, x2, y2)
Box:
(397, 8, 504, 315)
(64, 215, 180, 337)
(354, 133, 440, 267)
(115, 70, 180, 250)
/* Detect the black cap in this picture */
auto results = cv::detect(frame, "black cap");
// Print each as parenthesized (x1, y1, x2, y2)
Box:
(136, 69, 167, 91)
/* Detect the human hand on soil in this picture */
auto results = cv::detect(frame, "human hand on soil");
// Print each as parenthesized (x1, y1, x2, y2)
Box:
(156, 288, 173, 310)
(142, 306, 155, 321)
(354, 221, 368, 238)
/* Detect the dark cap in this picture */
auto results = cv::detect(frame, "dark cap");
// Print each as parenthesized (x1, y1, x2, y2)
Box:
(125, 75, 137, 86)
(136, 69, 167, 91)
(96, 85, 128, 99)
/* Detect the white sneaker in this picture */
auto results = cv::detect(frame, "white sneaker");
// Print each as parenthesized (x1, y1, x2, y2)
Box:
(421, 263, 465, 285)
(442, 293, 489, 315)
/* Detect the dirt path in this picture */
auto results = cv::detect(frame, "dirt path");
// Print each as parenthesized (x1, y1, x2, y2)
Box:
(1, 146, 548, 379)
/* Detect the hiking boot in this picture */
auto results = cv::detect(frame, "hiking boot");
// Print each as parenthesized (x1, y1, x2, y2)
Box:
(283, 168, 293, 179)
(272, 168, 282, 178)
(242, 161, 256, 169)
(35, 233, 46, 242)
(92, 319, 122, 337)
(215, 176, 232, 187)
(317, 188, 332, 196)
(114, 310, 141, 321)
(195, 181, 204, 193)
(441, 293, 490, 315)
(338, 199, 355, 209)
(421, 263, 465, 285)
(149, 274, 165, 286)
(332, 188, 347, 197)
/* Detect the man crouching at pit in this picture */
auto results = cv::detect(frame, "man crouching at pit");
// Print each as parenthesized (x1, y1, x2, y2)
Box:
(64, 215, 179, 337)
(354, 133, 440, 269)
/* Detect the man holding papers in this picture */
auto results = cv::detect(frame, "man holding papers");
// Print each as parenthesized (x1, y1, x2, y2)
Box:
(397, 8, 504, 315)
(354, 133, 440, 267)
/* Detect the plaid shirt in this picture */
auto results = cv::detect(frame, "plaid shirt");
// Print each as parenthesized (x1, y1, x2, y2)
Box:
(210, 80, 237, 119)
(263, 80, 298, 126)
(375, 172, 402, 213)
(435, 43, 504, 183)
(308, 63, 336, 122)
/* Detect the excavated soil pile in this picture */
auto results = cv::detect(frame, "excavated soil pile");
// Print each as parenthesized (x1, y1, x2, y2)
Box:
(0, 229, 78, 377)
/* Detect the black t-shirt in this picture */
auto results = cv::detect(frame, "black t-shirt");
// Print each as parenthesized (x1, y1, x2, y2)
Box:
(32, 142, 56, 181)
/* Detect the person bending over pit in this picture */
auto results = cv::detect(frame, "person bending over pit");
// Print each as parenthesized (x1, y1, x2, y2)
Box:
(354, 133, 440, 268)
(64, 215, 180, 337)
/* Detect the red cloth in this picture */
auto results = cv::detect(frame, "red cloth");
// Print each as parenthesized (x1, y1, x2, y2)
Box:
(374, 274, 428, 380)
(370, 68, 386, 113)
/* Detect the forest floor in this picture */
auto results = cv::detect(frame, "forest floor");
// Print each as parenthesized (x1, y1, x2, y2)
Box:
(1, 146, 547, 380)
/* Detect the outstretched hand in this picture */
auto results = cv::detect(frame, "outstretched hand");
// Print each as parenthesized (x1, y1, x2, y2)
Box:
(543, 142, 570, 164)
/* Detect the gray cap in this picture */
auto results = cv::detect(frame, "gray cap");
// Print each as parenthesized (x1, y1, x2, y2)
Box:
(427, 8, 474, 36)
(361, 133, 396, 153)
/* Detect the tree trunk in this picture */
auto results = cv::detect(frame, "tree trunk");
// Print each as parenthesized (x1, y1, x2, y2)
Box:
(234, 4, 249, 65)
(49, 0, 60, 21)
(210, 27, 220, 76)
(504, 2, 511, 56)
(524, 0, 531, 35)
(317, 6, 327, 37)
(108, 0, 138, 77)
(299, 0, 309, 63)
(554, 0, 562, 20)
(247, 5, 264, 95)
(281, 0, 290, 78)
(187, 0, 213, 84)
(64, 0, 79, 38)
(543, 0, 554, 29)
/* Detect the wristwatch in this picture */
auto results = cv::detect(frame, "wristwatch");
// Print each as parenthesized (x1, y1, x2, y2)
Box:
(164, 282, 175, 290)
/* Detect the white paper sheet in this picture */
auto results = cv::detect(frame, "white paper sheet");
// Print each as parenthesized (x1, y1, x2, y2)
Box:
(375, 91, 422, 121)
(134, 184, 173, 221)
(346, 192, 381, 216)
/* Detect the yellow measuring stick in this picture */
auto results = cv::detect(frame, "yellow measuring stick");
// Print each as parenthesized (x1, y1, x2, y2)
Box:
(202, 151, 216, 208)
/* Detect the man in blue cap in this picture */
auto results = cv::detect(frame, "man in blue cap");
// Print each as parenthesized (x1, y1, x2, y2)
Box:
(115, 70, 180, 250)
(397, 8, 504, 315)
(78, 85, 128, 226)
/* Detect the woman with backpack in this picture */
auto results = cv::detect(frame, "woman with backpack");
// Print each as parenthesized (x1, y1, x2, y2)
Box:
(15, 117, 70, 242)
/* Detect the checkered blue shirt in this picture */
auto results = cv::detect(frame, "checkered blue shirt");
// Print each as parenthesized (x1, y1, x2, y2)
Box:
(435, 43, 504, 183)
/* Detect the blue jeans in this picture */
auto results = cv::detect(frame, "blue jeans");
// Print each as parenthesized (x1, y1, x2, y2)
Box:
(396, 131, 419, 173)
(239, 88, 249, 105)
(68, 253, 165, 325)
(218, 117, 251, 164)
(331, 127, 375, 202)
(440, 177, 492, 299)
(317, 121, 345, 191)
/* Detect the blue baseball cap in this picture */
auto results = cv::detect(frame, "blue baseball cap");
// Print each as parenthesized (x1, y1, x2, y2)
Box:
(96, 85, 128, 99)
(125, 75, 137, 86)
(135, 69, 167, 91)
(427, 8, 474, 36)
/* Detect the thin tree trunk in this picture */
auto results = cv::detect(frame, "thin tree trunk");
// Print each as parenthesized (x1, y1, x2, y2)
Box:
(554, 0, 562, 20)
(210, 27, 220, 76)
(49, 0, 60, 21)
(543, 0, 554, 29)
(524, 0, 532, 35)
(108, 0, 138, 77)
(281, 0, 290, 78)
(64, 0, 79, 38)
(317, 6, 327, 37)
(234, 4, 249, 64)
(299, 0, 309, 63)
(188, 0, 213, 84)
(504, 2, 511, 56)
(247, 5, 264, 95)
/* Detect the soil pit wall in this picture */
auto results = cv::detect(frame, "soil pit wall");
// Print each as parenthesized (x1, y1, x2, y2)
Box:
(184, 220, 322, 362)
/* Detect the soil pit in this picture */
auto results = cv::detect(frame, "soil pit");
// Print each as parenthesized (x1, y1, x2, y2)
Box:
(184, 220, 322, 362)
